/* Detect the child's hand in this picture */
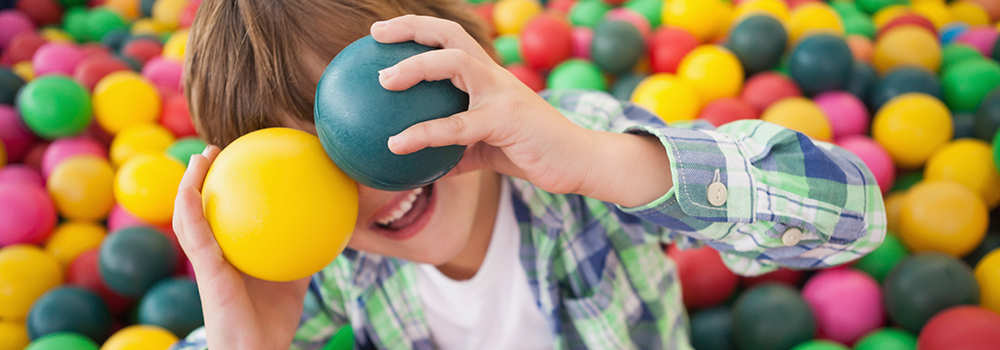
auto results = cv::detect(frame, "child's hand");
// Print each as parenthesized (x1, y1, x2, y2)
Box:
(372, 16, 672, 207)
(173, 146, 311, 350)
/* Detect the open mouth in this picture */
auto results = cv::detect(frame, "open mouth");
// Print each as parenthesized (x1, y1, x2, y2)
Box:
(369, 183, 435, 240)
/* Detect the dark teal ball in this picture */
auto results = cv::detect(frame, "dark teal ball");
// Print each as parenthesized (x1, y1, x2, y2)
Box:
(789, 34, 854, 96)
(137, 278, 204, 337)
(591, 20, 645, 75)
(844, 61, 877, 100)
(26, 287, 112, 342)
(732, 284, 815, 350)
(868, 67, 942, 112)
(610, 73, 646, 101)
(0, 67, 24, 105)
(314, 36, 468, 191)
(691, 306, 735, 350)
(98, 226, 177, 297)
(975, 89, 1000, 141)
(726, 15, 787, 75)
(883, 253, 979, 334)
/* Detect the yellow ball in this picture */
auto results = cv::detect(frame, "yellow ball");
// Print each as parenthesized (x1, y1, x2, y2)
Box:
(630, 74, 701, 124)
(114, 154, 184, 225)
(493, 0, 541, 35)
(913, 1, 953, 28)
(0, 142, 5, 168)
(663, 0, 730, 42)
(0, 245, 63, 321)
(872, 6, 911, 28)
(110, 123, 176, 167)
(788, 3, 845, 44)
(93, 72, 162, 135)
(44, 221, 106, 268)
(39, 28, 73, 43)
(129, 18, 160, 36)
(12, 61, 33, 82)
(950, 1, 991, 26)
(105, 0, 140, 20)
(100, 325, 178, 350)
(731, 0, 791, 25)
(676, 45, 744, 104)
(0, 321, 28, 350)
(899, 180, 987, 257)
(873, 26, 942, 74)
(152, 0, 188, 32)
(161, 30, 189, 63)
(872, 93, 953, 169)
(884, 191, 907, 233)
(46, 156, 116, 221)
(760, 97, 833, 142)
(975, 250, 1000, 314)
(202, 128, 358, 282)
(924, 139, 1000, 208)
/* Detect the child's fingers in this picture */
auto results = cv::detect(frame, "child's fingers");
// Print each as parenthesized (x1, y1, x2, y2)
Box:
(379, 48, 493, 94)
(370, 15, 492, 64)
(387, 108, 500, 155)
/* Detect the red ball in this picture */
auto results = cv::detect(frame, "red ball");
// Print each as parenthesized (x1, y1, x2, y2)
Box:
(698, 98, 759, 126)
(67, 249, 135, 315)
(160, 95, 198, 138)
(877, 15, 937, 39)
(473, 3, 496, 38)
(601, 0, 627, 5)
(741, 72, 803, 112)
(507, 64, 546, 92)
(667, 245, 739, 310)
(547, 0, 576, 14)
(73, 55, 131, 91)
(0, 31, 45, 66)
(179, 2, 199, 28)
(23, 141, 49, 171)
(740, 268, 806, 288)
(918, 306, 1000, 350)
(786, 0, 820, 9)
(121, 38, 163, 65)
(16, 0, 63, 27)
(79, 43, 111, 59)
(520, 15, 573, 71)
(649, 27, 699, 74)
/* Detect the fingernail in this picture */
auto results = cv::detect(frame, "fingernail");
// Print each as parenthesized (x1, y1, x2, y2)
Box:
(388, 135, 401, 149)
(201, 147, 211, 156)
(373, 20, 389, 28)
(378, 66, 397, 80)
(189, 154, 198, 164)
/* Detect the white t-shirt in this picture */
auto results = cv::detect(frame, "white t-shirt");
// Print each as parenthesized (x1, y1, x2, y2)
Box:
(415, 181, 554, 350)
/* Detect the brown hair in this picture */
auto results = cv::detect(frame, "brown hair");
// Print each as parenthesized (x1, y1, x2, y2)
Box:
(184, 0, 493, 147)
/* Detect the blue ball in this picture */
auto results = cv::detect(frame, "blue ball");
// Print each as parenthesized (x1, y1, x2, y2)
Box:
(26, 287, 112, 342)
(98, 226, 177, 297)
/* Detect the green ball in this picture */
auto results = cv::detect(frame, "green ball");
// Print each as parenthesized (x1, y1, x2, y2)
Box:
(854, 232, 909, 282)
(624, 0, 663, 27)
(494, 34, 522, 66)
(732, 284, 816, 350)
(611, 73, 647, 101)
(726, 15, 788, 75)
(569, 0, 612, 28)
(321, 325, 354, 350)
(690, 306, 735, 350)
(853, 328, 917, 350)
(138, 278, 204, 337)
(941, 59, 1000, 113)
(856, 0, 910, 15)
(844, 61, 878, 101)
(891, 172, 922, 192)
(942, 44, 983, 70)
(591, 20, 644, 74)
(26, 287, 112, 342)
(166, 137, 208, 167)
(0, 67, 25, 105)
(57, 0, 87, 8)
(976, 89, 1000, 141)
(830, 0, 863, 18)
(883, 253, 980, 334)
(63, 7, 90, 42)
(953, 112, 977, 140)
(25, 333, 100, 350)
(548, 59, 606, 91)
(16, 76, 92, 139)
(843, 14, 877, 39)
(964, 232, 1000, 267)
(85, 8, 128, 43)
(790, 340, 849, 350)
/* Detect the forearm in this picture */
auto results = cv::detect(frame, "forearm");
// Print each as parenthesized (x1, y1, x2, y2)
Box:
(579, 131, 673, 208)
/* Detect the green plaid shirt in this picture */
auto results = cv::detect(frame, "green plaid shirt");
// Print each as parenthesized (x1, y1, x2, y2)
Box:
(173, 90, 886, 349)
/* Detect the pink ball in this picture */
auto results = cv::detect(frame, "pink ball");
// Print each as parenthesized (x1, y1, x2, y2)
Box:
(107, 203, 153, 232)
(40, 136, 108, 178)
(837, 135, 895, 194)
(604, 8, 651, 41)
(955, 27, 1000, 57)
(0, 10, 34, 50)
(571, 27, 593, 59)
(0, 104, 37, 162)
(32, 42, 86, 77)
(814, 91, 870, 139)
(802, 269, 884, 345)
(0, 182, 56, 246)
(0, 164, 44, 187)
(141, 57, 184, 93)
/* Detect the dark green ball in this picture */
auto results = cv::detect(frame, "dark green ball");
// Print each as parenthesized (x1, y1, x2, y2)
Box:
(591, 20, 644, 75)
(994, 36, 1000, 62)
(732, 284, 815, 350)
(138, 278, 204, 337)
(789, 34, 854, 96)
(101, 29, 131, 52)
(854, 232, 909, 282)
(0, 67, 25, 105)
(98, 226, 178, 297)
(883, 253, 980, 334)
(611, 73, 647, 101)
(57, 0, 86, 8)
(868, 67, 942, 112)
(315, 36, 468, 191)
(726, 15, 787, 75)
(964, 232, 1000, 267)
(690, 306, 734, 350)
(140, 0, 156, 17)
(975, 89, 1000, 141)
(844, 61, 878, 101)
(891, 172, 923, 193)
(26, 287, 112, 342)
(953, 113, 977, 140)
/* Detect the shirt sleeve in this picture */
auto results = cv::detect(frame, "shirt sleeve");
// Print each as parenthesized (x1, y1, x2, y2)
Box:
(543, 89, 887, 276)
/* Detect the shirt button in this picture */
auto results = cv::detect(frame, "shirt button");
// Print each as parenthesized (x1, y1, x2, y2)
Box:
(707, 182, 728, 206)
(782, 227, 802, 246)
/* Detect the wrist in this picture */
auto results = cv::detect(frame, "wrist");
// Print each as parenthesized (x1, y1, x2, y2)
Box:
(580, 132, 672, 207)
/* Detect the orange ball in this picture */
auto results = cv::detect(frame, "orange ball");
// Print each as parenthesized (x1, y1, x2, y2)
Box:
(873, 25, 942, 74)
(899, 180, 988, 258)
(847, 35, 874, 63)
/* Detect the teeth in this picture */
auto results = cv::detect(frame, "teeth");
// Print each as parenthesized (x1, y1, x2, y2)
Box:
(376, 187, 424, 226)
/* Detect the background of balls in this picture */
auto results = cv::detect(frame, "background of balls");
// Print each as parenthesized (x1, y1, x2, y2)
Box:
(1, 0, 1000, 349)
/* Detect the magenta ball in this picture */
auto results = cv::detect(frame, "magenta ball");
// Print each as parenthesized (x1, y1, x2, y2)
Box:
(0, 182, 56, 245)
(141, 57, 184, 93)
(955, 27, 1000, 57)
(32, 43, 86, 77)
(837, 135, 895, 194)
(0, 164, 44, 187)
(572, 27, 593, 59)
(604, 8, 651, 41)
(0, 104, 37, 162)
(814, 91, 870, 139)
(0, 10, 34, 50)
(40, 136, 107, 178)
(802, 269, 884, 345)
(107, 203, 153, 232)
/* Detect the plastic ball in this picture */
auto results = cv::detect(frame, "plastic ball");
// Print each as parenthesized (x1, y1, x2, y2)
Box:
(26, 287, 111, 342)
(0, 321, 29, 350)
(493, 0, 541, 35)
(789, 34, 854, 96)
(697, 98, 758, 127)
(898, 181, 988, 257)
(941, 23, 970, 45)
(151, 0, 187, 31)
(32, 43, 84, 77)
(630, 74, 699, 123)
(844, 13, 877, 39)
(15, 0, 63, 27)
(868, 67, 942, 112)
(610, 73, 646, 101)
(570, 27, 592, 59)
(847, 35, 874, 62)
(17, 76, 92, 139)
(114, 154, 183, 225)
(1, 32, 44, 68)
(137, 278, 202, 337)
(872, 93, 953, 168)
(45, 156, 115, 221)
(120, 37, 162, 65)
(99, 226, 177, 297)
(690, 306, 734, 350)
(788, 3, 845, 44)
(873, 26, 942, 75)
(605, 8, 651, 39)
(732, 284, 815, 350)
(677, 45, 744, 104)
(506, 64, 545, 92)
(925, 139, 1000, 208)
(854, 328, 917, 350)
(911, 1, 953, 29)
(917, 306, 1000, 350)
(106, 204, 157, 233)
(801, 269, 884, 344)
(955, 27, 998, 57)
(950, 1, 991, 26)
(0, 183, 56, 246)
(24, 333, 102, 350)
(0, 106, 35, 163)
(975, 250, 1000, 313)
(165, 137, 207, 167)
(740, 72, 803, 112)
(591, 20, 644, 74)
(951, 112, 976, 140)
(790, 340, 849, 350)
(941, 57, 1000, 113)
(836, 135, 894, 193)
(494, 34, 521, 65)
(548, 59, 606, 91)
(0, 165, 44, 187)
(0, 10, 34, 49)
(853, 231, 908, 282)
(662, 0, 730, 42)
(843, 61, 878, 101)
(761, 97, 833, 141)
(730, 0, 791, 24)
(43, 222, 104, 271)
(141, 57, 183, 92)
(109, 123, 175, 167)
(0, 245, 62, 321)
(73, 55, 131, 92)
(85, 8, 128, 43)
(203, 128, 357, 282)
(814, 91, 868, 139)
(942, 43, 983, 72)
(857, 0, 907, 16)
(726, 15, 787, 75)
(92, 72, 162, 135)
(667, 246, 738, 310)
(884, 253, 980, 334)
(40, 136, 107, 178)
(877, 14, 937, 40)
(105, 0, 141, 19)
(569, 0, 611, 28)
(67, 249, 134, 315)
(648, 27, 699, 74)
(101, 325, 178, 350)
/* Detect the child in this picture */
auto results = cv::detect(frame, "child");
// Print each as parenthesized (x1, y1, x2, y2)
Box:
(172, 0, 886, 349)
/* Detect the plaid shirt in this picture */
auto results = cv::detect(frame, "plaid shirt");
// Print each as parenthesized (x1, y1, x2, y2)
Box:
(173, 90, 886, 350)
